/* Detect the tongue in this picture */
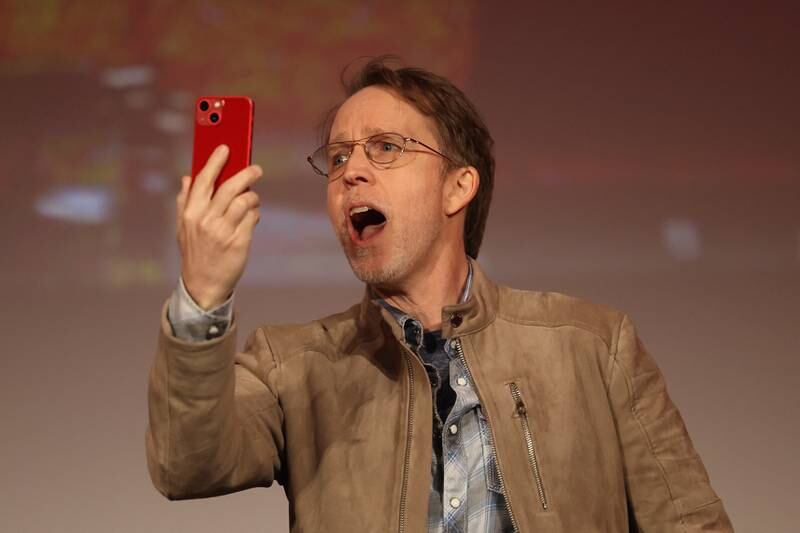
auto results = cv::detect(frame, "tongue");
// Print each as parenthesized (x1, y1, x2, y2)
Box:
(361, 223, 385, 240)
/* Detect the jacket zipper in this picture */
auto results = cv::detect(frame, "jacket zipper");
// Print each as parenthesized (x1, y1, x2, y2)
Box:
(398, 344, 415, 533)
(453, 338, 521, 532)
(509, 382, 549, 511)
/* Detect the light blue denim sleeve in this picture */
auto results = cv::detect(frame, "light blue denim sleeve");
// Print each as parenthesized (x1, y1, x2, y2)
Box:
(166, 277, 234, 342)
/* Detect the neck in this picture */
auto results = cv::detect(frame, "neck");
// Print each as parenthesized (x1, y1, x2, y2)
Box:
(371, 251, 470, 331)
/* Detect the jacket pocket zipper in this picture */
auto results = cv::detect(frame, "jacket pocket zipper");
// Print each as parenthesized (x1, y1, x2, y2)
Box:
(509, 382, 549, 511)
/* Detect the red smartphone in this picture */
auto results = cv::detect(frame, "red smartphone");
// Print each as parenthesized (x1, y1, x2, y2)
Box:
(191, 96, 254, 193)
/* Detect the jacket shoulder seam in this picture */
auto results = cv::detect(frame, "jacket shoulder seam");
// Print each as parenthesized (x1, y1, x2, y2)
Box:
(259, 320, 379, 362)
(496, 314, 614, 352)
(495, 287, 620, 351)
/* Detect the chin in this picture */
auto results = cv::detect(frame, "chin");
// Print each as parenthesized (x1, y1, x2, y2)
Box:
(336, 218, 436, 287)
(342, 244, 410, 287)
(346, 253, 399, 285)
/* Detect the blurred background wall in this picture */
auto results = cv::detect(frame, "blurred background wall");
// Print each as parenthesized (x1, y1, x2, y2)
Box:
(1, 1, 797, 531)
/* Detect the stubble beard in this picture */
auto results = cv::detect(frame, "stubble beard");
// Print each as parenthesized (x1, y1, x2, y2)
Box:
(339, 214, 441, 287)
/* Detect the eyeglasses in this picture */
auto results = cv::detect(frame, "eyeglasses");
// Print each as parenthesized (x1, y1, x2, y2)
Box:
(306, 131, 460, 178)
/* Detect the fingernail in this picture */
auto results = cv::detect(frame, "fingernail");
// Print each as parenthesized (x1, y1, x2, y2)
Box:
(218, 144, 229, 155)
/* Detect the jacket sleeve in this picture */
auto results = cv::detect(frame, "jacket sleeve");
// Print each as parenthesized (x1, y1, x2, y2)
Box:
(607, 314, 734, 532)
(145, 300, 284, 500)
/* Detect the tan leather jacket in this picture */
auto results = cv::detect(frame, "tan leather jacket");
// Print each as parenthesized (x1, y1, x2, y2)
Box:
(146, 260, 733, 532)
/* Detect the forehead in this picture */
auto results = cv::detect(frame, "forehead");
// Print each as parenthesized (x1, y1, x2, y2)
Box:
(329, 86, 436, 143)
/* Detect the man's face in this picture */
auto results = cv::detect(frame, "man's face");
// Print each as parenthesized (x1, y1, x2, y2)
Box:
(326, 86, 449, 287)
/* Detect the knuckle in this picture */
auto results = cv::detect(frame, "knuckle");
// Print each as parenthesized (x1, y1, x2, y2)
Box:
(182, 211, 197, 225)
(232, 195, 248, 210)
(198, 216, 215, 233)
(242, 192, 258, 206)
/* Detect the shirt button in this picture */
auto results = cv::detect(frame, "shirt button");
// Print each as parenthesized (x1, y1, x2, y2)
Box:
(456, 377, 467, 386)
(449, 424, 458, 435)
(450, 497, 461, 509)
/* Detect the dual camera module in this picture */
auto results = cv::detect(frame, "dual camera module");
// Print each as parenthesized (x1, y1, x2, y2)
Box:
(196, 98, 223, 125)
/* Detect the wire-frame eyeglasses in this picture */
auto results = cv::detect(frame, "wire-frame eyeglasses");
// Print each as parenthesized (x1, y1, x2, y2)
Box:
(306, 132, 460, 178)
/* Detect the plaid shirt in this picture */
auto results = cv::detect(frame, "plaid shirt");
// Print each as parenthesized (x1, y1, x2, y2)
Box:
(169, 263, 514, 531)
(378, 263, 515, 532)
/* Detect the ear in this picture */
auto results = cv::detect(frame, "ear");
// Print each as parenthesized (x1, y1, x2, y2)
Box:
(443, 166, 479, 217)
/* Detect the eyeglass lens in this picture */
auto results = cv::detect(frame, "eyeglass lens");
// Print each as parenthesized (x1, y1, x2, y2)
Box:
(314, 133, 406, 176)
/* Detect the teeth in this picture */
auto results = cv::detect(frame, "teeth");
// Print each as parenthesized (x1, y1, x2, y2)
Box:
(349, 206, 371, 216)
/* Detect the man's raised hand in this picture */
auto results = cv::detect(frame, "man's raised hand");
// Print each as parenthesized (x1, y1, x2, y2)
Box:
(177, 144, 263, 310)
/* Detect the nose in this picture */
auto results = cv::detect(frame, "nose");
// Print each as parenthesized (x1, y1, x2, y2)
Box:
(340, 143, 375, 188)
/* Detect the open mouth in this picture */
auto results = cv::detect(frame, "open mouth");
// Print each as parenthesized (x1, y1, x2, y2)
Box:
(349, 205, 387, 242)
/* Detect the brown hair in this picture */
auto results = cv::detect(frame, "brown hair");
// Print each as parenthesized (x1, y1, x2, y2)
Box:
(320, 56, 495, 259)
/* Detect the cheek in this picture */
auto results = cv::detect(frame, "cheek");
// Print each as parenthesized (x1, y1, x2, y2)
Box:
(415, 178, 444, 213)
(326, 184, 340, 224)
(393, 180, 442, 226)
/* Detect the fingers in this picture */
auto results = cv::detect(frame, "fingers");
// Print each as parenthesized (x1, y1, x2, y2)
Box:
(176, 175, 191, 208)
(187, 144, 229, 207)
(175, 175, 191, 230)
(233, 205, 261, 243)
(223, 190, 261, 227)
(208, 164, 263, 218)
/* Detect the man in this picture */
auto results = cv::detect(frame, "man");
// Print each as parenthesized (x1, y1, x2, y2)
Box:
(146, 58, 733, 532)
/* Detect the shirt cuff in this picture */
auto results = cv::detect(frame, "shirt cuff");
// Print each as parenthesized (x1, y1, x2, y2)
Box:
(167, 277, 234, 342)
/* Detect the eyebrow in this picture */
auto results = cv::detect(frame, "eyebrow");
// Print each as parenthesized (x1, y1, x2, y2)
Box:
(329, 126, 395, 143)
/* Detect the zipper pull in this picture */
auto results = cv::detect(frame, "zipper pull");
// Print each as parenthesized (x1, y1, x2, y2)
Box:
(510, 383, 527, 416)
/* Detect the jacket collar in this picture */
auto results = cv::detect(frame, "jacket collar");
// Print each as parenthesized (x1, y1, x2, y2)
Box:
(357, 257, 498, 342)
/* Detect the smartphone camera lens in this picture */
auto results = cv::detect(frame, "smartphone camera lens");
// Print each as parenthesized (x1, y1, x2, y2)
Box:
(199, 100, 210, 111)
(210, 112, 220, 123)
